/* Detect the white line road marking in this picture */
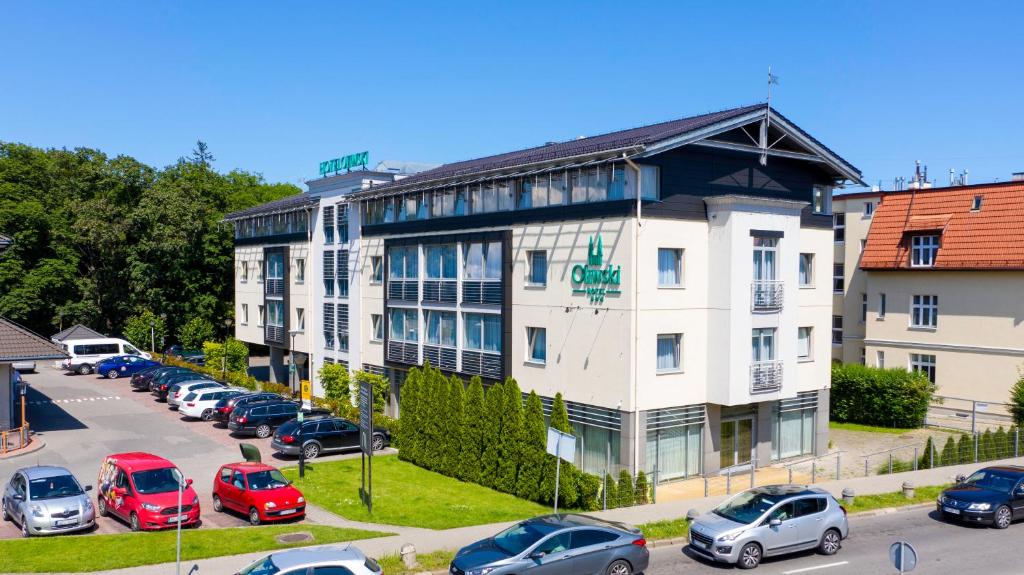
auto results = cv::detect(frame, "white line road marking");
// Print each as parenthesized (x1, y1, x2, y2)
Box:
(783, 562, 849, 574)
(29, 396, 123, 405)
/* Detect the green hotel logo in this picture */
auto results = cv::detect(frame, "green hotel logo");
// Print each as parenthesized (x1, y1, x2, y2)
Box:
(572, 235, 621, 304)
(319, 151, 369, 176)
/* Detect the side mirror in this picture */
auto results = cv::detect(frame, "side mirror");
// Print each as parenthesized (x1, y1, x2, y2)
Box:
(84, 485, 93, 492)
(769, 518, 782, 527)
(185, 478, 193, 487)
(955, 474, 966, 484)
(187, 565, 200, 575)
(529, 551, 547, 561)
(12, 493, 24, 502)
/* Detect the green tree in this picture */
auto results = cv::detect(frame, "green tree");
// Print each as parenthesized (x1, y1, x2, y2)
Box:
(318, 363, 351, 404)
(981, 430, 995, 461)
(354, 370, 391, 415)
(459, 376, 487, 483)
(495, 378, 525, 494)
(634, 471, 650, 505)
(443, 375, 466, 476)
(122, 310, 167, 352)
(1010, 374, 1024, 426)
(516, 391, 547, 501)
(940, 436, 957, 466)
(918, 437, 935, 469)
(539, 393, 578, 507)
(617, 470, 635, 507)
(958, 433, 974, 464)
(994, 426, 1009, 460)
(603, 474, 619, 509)
(177, 316, 215, 350)
(479, 380, 506, 489)
(396, 367, 422, 463)
(203, 337, 248, 373)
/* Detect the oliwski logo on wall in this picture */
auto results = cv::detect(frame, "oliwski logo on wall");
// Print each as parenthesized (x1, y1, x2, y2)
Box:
(572, 235, 621, 304)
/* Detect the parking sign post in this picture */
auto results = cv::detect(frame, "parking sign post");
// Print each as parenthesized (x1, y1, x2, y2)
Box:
(546, 427, 576, 514)
(359, 380, 373, 514)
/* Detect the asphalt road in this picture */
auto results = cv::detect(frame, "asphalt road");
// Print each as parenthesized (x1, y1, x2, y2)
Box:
(647, 506, 1023, 574)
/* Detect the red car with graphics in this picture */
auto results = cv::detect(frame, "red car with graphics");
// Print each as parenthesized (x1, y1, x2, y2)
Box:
(96, 452, 200, 531)
(212, 462, 304, 525)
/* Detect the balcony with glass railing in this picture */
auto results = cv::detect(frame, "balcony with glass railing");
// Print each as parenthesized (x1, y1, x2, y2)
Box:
(751, 280, 784, 311)
(750, 361, 783, 393)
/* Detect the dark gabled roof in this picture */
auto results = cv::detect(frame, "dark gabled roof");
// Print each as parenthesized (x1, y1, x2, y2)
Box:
(0, 318, 68, 362)
(223, 193, 319, 222)
(51, 323, 105, 342)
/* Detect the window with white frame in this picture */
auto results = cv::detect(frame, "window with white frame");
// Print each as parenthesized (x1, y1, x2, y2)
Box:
(425, 245, 457, 279)
(656, 333, 682, 372)
(658, 248, 683, 287)
(751, 328, 776, 362)
(241, 261, 248, 283)
(799, 253, 814, 287)
(295, 308, 304, 331)
(752, 237, 778, 281)
(833, 263, 844, 293)
(526, 327, 546, 364)
(911, 295, 938, 327)
(425, 310, 457, 347)
(371, 314, 383, 342)
(464, 313, 501, 352)
(876, 350, 885, 368)
(911, 235, 940, 267)
(834, 213, 846, 242)
(241, 303, 249, 325)
(464, 242, 501, 280)
(267, 301, 284, 328)
(861, 293, 867, 322)
(527, 250, 547, 286)
(910, 353, 936, 383)
(797, 327, 812, 360)
(295, 258, 305, 283)
(323, 205, 335, 244)
(879, 293, 887, 319)
(323, 251, 335, 297)
(258, 304, 265, 327)
(863, 202, 875, 218)
(256, 260, 264, 282)
(832, 315, 843, 345)
(370, 256, 383, 284)
(390, 246, 419, 280)
(389, 308, 418, 342)
(813, 185, 832, 215)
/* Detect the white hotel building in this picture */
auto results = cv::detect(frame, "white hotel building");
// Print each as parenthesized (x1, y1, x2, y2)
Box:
(226, 105, 863, 482)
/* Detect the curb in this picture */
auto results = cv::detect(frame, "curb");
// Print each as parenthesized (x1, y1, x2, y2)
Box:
(848, 502, 935, 518)
(0, 439, 46, 460)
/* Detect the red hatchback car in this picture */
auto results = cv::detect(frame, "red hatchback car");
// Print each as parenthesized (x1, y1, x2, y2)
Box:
(212, 462, 304, 525)
(96, 452, 200, 531)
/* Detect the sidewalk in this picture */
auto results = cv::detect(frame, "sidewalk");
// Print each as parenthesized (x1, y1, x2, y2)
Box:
(33, 455, 1023, 575)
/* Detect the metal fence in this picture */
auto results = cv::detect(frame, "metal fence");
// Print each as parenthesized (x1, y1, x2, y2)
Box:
(925, 395, 1014, 433)
(0, 426, 30, 454)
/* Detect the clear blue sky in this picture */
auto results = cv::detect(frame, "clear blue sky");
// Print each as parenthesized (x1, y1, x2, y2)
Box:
(2, 0, 1022, 190)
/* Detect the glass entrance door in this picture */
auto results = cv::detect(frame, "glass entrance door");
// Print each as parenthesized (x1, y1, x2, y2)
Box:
(720, 418, 754, 469)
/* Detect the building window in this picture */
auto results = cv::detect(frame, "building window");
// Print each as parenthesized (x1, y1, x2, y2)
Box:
(910, 353, 936, 383)
(876, 350, 885, 368)
(861, 293, 867, 322)
(860, 239, 866, 253)
(972, 195, 983, 211)
(258, 304, 265, 327)
(751, 328, 776, 362)
(527, 250, 547, 286)
(833, 264, 844, 293)
(656, 334, 682, 372)
(799, 253, 814, 287)
(295, 308, 305, 331)
(241, 304, 248, 325)
(241, 261, 248, 283)
(267, 253, 284, 281)
(911, 235, 940, 267)
(526, 327, 546, 364)
(658, 248, 683, 287)
(336, 250, 349, 297)
(425, 310, 457, 347)
(813, 185, 832, 215)
(323, 251, 335, 297)
(464, 312, 501, 352)
(860, 347, 866, 365)
(834, 213, 845, 243)
(797, 327, 812, 360)
(390, 246, 419, 280)
(371, 314, 383, 342)
(267, 301, 284, 328)
(337, 204, 349, 243)
(425, 245, 457, 279)
(370, 256, 383, 284)
(863, 202, 875, 218)
(879, 293, 887, 319)
(256, 260, 264, 283)
(323, 205, 335, 244)
(389, 308, 418, 343)
(772, 401, 816, 460)
(911, 295, 938, 328)
(464, 241, 501, 280)
(832, 315, 843, 345)
(295, 258, 305, 283)
(323, 303, 335, 349)
(752, 237, 778, 281)
(640, 165, 660, 200)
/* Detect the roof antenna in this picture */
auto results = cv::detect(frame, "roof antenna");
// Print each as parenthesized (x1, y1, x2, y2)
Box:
(761, 66, 780, 167)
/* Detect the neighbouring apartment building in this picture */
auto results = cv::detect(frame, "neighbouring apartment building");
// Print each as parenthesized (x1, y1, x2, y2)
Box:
(229, 104, 864, 481)
(831, 190, 882, 364)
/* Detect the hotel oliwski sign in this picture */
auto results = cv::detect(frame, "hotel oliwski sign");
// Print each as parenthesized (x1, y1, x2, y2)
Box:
(572, 235, 621, 304)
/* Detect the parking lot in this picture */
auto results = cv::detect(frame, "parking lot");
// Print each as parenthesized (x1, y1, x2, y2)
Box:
(0, 364, 379, 538)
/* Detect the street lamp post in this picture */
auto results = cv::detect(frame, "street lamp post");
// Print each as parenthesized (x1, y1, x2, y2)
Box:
(149, 320, 156, 354)
(288, 329, 303, 477)
(222, 318, 234, 378)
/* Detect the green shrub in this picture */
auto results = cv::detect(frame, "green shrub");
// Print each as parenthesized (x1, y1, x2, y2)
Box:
(981, 430, 995, 461)
(940, 436, 957, 466)
(918, 437, 935, 469)
(603, 474, 618, 509)
(830, 363, 935, 428)
(260, 382, 291, 396)
(319, 363, 351, 404)
(958, 433, 975, 463)
(617, 470, 635, 507)
(875, 457, 913, 474)
(495, 378, 524, 494)
(123, 310, 167, 352)
(203, 338, 248, 373)
(443, 375, 465, 475)
(459, 377, 487, 484)
(577, 473, 602, 511)
(354, 370, 390, 415)
(515, 392, 546, 501)
(1009, 374, 1024, 426)
(177, 317, 214, 350)
(634, 471, 650, 505)
(994, 426, 1009, 460)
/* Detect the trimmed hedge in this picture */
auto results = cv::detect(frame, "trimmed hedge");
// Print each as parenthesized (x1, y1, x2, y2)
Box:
(830, 363, 935, 428)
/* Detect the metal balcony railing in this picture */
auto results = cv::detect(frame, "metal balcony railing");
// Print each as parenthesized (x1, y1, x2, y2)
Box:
(751, 280, 783, 311)
(750, 360, 782, 393)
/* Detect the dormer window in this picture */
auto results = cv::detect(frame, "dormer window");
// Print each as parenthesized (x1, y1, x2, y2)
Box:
(971, 195, 983, 211)
(911, 235, 940, 267)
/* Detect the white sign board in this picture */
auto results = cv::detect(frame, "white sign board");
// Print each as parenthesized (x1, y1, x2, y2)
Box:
(546, 427, 576, 464)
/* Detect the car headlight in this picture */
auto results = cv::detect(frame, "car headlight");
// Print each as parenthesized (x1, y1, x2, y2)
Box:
(30, 505, 45, 518)
(84, 499, 94, 510)
(968, 502, 992, 511)
(297, 496, 305, 503)
(141, 503, 161, 512)
(192, 495, 199, 505)
(717, 531, 745, 542)
(467, 568, 495, 575)
(264, 501, 277, 509)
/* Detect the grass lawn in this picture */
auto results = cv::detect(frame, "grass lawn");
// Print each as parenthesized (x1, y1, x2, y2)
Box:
(830, 421, 915, 434)
(282, 455, 552, 529)
(378, 549, 456, 575)
(638, 517, 690, 540)
(845, 484, 948, 514)
(0, 524, 390, 574)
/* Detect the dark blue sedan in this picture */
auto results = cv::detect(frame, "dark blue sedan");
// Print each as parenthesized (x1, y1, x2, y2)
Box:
(95, 355, 162, 379)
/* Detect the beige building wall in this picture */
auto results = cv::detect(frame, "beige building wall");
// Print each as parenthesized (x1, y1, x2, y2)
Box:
(359, 236, 386, 369)
(234, 246, 264, 345)
(289, 245, 310, 355)
(832, 194, 881, 364)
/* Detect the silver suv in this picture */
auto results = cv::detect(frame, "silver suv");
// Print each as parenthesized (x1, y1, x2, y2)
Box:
(688, 485, 848, 569)
(2, 466, 96, 537)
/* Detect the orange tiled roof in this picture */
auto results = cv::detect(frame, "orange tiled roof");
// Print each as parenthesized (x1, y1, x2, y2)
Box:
(860, 182, 1024, 270)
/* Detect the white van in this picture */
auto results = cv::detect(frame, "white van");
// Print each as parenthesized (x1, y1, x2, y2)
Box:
(59, 338, 153, 375)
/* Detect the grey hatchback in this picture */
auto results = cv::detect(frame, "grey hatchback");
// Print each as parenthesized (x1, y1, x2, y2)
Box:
(2, 466, 96, 536)
(450, 514, 649, 575)
(688, 485, 848, 569)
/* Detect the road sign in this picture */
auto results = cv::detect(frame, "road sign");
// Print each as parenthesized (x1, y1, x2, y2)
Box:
(359, 381, 374, 454)
(889, 541, 918, 573)
(546, 428, 576, 463)
(300, 380, 312, 411)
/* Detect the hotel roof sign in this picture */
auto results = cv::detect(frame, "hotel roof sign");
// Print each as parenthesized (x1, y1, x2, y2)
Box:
(320, 151, 369, 177)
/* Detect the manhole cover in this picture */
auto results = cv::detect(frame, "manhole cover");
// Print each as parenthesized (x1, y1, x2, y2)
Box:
(276, 532, 314, 544)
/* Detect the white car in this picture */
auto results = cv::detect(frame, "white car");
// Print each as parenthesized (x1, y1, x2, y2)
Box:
(238, 547, 381, 575)
(59, 338, 152, 375)
(12, 361, 36, 373)
(179, 388, 247, 421)
(167, 380, 225, 408)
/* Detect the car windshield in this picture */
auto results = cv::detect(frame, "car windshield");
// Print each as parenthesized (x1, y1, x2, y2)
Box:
(962, 470, 1018, 493)
(492, 521, 560, 556)
(247, 470, 290, 491)
(237, 556, 279, 575)
(132, 467, 183, 494)
(713, 491, 782, 524)
(29, 475, 83, 500)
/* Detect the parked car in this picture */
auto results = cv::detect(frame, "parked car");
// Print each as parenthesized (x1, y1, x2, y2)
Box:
(229, 400, 329, 438)
(451, 514, 648, 575)
(164, 345, 206, 366)
(96, 452, 200, 531)
(2, 466, 95, 537)
(168, 380, 226, 409)
(687, 485, 848, 569)
(179, 389, 246, 421)
(938, 465, 1024, 528)
(237, 547, 381, 575)
(11, 361, 36, 373)
(60, 338, 152, 375)
(213, 392, 283, 423)
(131, 366, 191, 392)
(272, 416, 390, 459)
(212, 462, 305, 525)
(152, 371, 214, 401)
(95, 355, 162, 379)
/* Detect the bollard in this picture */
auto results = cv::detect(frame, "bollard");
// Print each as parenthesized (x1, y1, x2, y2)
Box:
(400, 544, 417, 569)
(602, 473, 607, 511)
(788, 466, 793, 484)
(902, 481, 915, 499)
(913, 448, 918, 471)
(842, 487, 855, 506)
(750, 462, 755, 489)
(889, 453, 893, 474)
(811, 461, 816, 483)
(686, 508, 700, 522)
(653, 467, 658, 504)
(864, 459, 869, 477)
(930, 443, 934, 468)
(727, 469, 732, 494)
(704, 476, 709, 497)
(836, 453, 841, 480)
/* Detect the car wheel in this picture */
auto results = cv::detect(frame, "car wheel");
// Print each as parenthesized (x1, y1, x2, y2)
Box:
(106, 369, 119, 379)
(1, 499, 9, 522)
(994, 505, 1012, 529)
(249, 507, 261, 526)
(78, 364, 93, 376)
(737, 542, 762, 569)
(201, 409, 214, 421)
(372, 434, 385, 451)
(256, 424, 272, 439)
(212, 495, 223, 513)
(97, 497, 108, 517)
(819, 528, 841, 555)
(130, 512, 141, 532)
(605, 559, 632, 575)
(303, 442, 321, 459)
(21, 518, 30, 538)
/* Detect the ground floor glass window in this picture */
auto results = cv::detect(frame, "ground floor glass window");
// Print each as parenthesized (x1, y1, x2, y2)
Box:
(771, 406, 815, 461)
(645, 425, 702, 481)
